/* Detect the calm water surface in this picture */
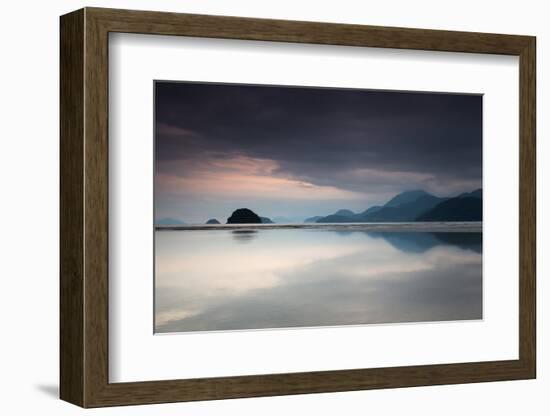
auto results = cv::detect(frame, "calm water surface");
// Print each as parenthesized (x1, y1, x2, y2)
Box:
(155, 228, 482, 333)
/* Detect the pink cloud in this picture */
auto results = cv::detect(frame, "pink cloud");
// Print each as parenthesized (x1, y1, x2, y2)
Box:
(156, 155, 365, 201)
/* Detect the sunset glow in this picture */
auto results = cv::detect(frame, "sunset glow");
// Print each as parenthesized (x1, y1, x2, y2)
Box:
(156, 155, 365, 201)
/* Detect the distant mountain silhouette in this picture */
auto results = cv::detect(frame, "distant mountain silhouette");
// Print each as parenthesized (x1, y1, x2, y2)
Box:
(273, 216, 308, 223)
(155, 217, 185, 226)
(227, 208, 262, 224)
(360, 206, 383, 216)
(316, 214, 356, 223)
(457, 188, 482, 199)
(305, 216, 323, 223)
(417, 197, 482, 221)
(316, 191, 442, 223)
(206, 219, 220, 224)
(357, 193, 444, 222)
(315, 209, 358, 223)
(334, 209, 355, 216)
(260, 216, 274, 224)
(384, 190, 432, 207)
(312, 189, 482, 223)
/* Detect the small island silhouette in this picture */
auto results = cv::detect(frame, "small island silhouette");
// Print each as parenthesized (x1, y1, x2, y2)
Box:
(226, 208, 262, 224)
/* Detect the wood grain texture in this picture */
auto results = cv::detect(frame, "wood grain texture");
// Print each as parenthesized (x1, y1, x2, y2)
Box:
(88, 7, 532, 54)
(59, 8, 84, 407)
(59, 7, 537, 408)
(518, 38, 536, 375)
(83, 10, 110, 406)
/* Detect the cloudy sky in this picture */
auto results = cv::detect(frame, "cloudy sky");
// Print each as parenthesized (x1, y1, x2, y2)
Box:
(155, 81, 482, 224)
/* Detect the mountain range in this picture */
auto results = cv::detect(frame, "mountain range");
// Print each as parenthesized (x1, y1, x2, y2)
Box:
(156, 189, 482, 226)
(155, 217, 185, 226)
(314, 189, 482, 223)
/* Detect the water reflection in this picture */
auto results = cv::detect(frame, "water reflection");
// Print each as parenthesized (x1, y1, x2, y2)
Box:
(155, 229, 482, 333)
(231, 229, 258, 243)
(368, 232, 482, 254)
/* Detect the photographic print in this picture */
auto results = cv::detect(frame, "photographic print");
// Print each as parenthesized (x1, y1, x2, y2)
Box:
(154, 81, 482, 334)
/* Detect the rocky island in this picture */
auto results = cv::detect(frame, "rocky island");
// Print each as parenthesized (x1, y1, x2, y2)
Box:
(226, 208, 262, 224)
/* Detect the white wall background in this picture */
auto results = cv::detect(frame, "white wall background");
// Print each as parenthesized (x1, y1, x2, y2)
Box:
(0, 0, 545, 414)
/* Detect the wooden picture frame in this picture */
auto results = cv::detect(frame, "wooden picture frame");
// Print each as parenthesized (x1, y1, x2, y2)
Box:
(60, 7, 536, 408)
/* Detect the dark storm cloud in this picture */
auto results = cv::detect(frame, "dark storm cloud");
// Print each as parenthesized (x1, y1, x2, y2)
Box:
(155, 81, 482, 196)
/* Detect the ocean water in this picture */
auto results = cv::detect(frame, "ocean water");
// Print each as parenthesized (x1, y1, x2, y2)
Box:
(155, 226, 482, 333)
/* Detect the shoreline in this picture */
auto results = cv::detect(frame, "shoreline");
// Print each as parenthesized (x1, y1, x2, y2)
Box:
(155, 222, 483, 233)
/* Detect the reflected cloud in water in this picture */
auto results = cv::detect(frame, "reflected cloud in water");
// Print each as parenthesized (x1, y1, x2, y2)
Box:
(155, 229, 482, 333)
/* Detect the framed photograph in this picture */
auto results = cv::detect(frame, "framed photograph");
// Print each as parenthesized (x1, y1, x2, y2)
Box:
(60, 7, 536, 408)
